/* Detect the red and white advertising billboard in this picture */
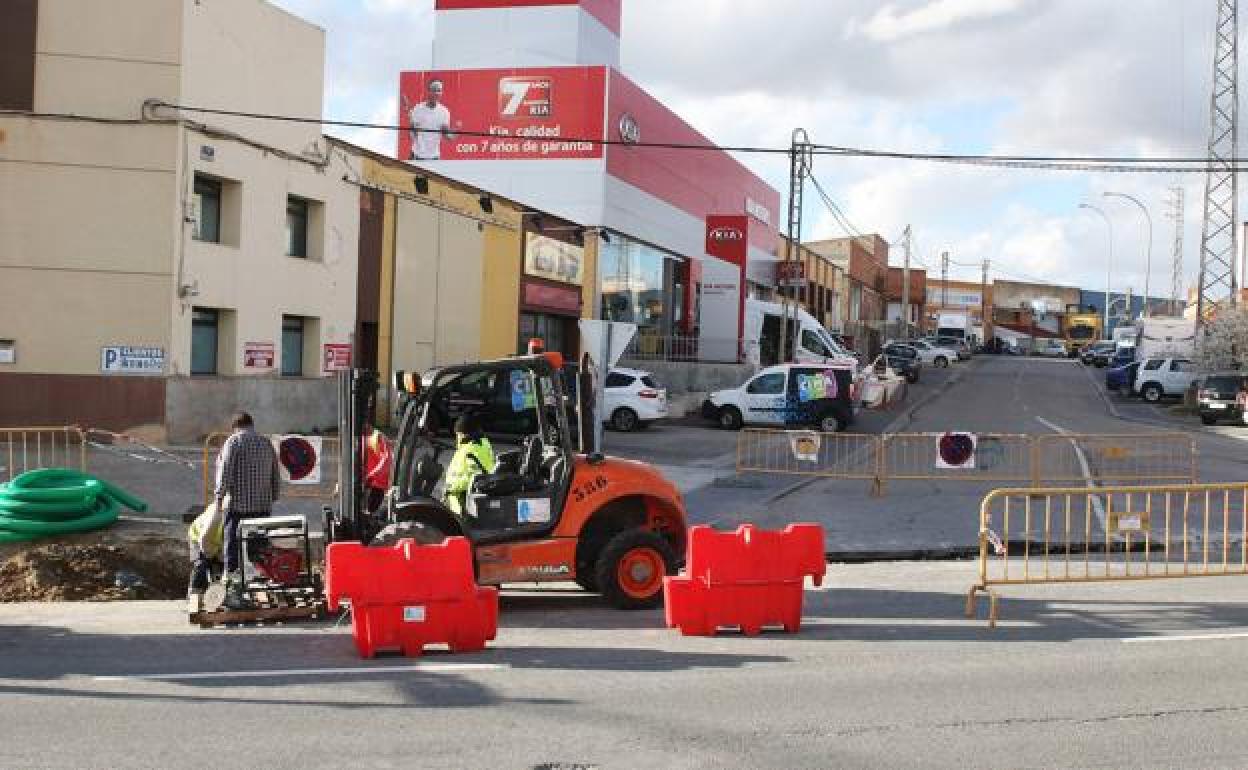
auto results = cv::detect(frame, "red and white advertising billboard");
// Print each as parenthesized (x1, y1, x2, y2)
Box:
(705, 215, 750, 344)
(397, 67, 606, 161)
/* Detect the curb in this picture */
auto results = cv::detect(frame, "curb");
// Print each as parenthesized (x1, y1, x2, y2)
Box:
(825, 547, 979, 563)
(765, 360, 977, 504)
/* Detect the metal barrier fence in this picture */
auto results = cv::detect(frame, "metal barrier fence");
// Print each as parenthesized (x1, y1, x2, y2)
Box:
(737, 429, 881, 491)
(618, 333, 748, 364)
(968, 482, 1248, 627)
(735, 429, 1198, 496)
(202, 432, 340, 506)
(1033, 433, 1197, 487)
(879, 433, 1034, 486)
(0, 426, 87, 483)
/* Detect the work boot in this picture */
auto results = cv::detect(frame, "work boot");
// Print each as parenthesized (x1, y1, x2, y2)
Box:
(222, 572, 253, 611)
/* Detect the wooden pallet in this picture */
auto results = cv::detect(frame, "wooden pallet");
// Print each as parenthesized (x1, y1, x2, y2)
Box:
(189, 588, 326, 628)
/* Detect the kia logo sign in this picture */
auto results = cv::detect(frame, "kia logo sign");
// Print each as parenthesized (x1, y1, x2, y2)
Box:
(618, 114, 641, 144)
(709, 227, 744, 242)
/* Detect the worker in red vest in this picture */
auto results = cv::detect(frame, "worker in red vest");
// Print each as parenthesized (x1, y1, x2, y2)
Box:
(362, 427, 392, 513)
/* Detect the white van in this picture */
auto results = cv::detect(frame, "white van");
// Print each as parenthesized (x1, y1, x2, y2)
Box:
(744, 299, 858, 367)
(702, 363, 858, 432)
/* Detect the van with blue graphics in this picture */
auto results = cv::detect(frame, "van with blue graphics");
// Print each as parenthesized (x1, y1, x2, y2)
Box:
(702, 363, 857, 433)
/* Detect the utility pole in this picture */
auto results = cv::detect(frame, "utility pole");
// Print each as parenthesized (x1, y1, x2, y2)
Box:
(1197, 0, 1238, 327)
(940, 251, 950, 311)
(980, 259, 990, 346)
(901, 225, 912, 339)
(781, 128, 811, 363)
(1167, 185, 1185, 316)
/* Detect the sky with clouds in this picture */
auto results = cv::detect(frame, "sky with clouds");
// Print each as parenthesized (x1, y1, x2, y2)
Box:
(272, 0, 1227, 299)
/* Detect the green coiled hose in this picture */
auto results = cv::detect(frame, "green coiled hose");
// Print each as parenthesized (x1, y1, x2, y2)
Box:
(0, 469, 148, 543)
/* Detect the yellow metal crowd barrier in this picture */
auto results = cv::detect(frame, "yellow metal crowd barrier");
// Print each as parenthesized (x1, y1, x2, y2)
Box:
(968, 482, 1248, 627)
(202, 432, 340, 507)
(879, 432, 1033, 485)
(1032, 432, 1197, 487)
(735, 429, 1198, 497)
(0, 426, 87, 483)
(736, 428, 879, 479)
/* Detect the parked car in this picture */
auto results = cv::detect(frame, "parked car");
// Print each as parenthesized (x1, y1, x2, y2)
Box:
(1133, 357, 1199, 403)
(1197, 372, 1248, 425)
(1081, 341, 1117, 367)
(702, 363, 857, 433)
(933, 335, 972, 361)
(881, 343, 922, 384)
(1033, 339, 1067, 358)
(603, 367, 668, 431)
(1109, 348, 1136, 369)
(562, 365, 668, 432)
(886, 338, 957, 368)
(1106, 361, 1141, 397)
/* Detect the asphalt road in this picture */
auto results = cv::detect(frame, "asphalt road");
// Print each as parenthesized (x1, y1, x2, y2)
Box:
(716, 356, 1248, 555)
(6, 562, 1248, 769)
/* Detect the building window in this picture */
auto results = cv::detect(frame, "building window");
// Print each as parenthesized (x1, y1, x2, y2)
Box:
(599, 235, 682, 335)
(193, 176, 222, 243)
(0, 0, 37, 111)
(518, 312, 572, 356)
(281, 316, 304, 376)
(191, 308, 219, 375)
(286, 196, 309, 258)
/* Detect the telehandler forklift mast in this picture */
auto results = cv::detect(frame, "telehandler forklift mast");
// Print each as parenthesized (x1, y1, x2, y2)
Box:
(327, 368, 379, 545)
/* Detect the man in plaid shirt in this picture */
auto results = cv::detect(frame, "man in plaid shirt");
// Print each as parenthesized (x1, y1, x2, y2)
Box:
(215, 412, 281, 608)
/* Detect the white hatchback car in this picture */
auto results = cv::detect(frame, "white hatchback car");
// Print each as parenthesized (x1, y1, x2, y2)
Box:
(605, 367, 668, 431)
(885, 338, 958, 368)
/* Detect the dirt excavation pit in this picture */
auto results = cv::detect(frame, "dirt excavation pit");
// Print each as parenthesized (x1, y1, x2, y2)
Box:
(0, 536, 188, 602)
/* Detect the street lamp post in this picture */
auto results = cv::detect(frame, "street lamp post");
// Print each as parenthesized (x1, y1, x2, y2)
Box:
(1079, 203, 1114, 335)
(1103, 192, 1153, 318)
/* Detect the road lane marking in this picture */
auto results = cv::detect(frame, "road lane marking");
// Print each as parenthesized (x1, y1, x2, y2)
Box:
(93, 663, 507, 681)
(1123, 632, 1248, 643)
(1035, 416, 1107, 531)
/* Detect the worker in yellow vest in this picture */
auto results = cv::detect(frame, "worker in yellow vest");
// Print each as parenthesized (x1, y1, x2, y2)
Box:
(444, 413, 494, 517)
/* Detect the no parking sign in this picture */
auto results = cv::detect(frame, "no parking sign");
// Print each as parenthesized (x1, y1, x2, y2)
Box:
(271, 435, 322, 484)
(936, 432, 977, 470)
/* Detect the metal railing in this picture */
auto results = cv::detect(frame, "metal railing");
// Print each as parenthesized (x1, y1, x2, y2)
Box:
(202, 432, 341, 506)
(968, 482, 1248, 627)
(879, 433, 1034, 485)
(618, 333, 748, 364)
(1032, 433, 1197, 487)
(0, 426, 87, 483)
(735, 429, 1198, 497)
(737, 428, 880, 484)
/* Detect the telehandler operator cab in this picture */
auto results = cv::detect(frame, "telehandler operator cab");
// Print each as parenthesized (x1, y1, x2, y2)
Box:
(327, 352, 688, 608)
(389, 353, 573, 544)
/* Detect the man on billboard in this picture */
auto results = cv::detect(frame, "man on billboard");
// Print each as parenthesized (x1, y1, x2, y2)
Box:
(403, 79, 455, 160)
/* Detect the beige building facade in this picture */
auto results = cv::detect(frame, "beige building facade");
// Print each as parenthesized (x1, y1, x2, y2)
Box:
(0, 0, 358, 442)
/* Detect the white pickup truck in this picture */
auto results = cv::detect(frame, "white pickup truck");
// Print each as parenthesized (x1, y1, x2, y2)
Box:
(1133, 357, 1198, 402)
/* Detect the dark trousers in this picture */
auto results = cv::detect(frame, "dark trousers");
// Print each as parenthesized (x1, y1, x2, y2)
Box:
(187, 543, 219, 593)
(223, 510, 268, 574)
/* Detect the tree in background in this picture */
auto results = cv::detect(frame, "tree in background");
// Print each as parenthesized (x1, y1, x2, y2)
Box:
(1194, 308, 1248, 371)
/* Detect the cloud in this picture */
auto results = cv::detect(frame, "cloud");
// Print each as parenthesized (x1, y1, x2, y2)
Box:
(264, 0, 1222, 300)
(854, 0, 1032, 43)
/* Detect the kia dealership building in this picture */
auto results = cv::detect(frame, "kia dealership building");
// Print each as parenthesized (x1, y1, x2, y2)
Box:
(401, 0, 782, 362)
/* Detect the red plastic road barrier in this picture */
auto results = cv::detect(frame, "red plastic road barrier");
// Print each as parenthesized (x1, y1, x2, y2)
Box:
(326, 537, 498, 658)
(663, 523, 825, 636)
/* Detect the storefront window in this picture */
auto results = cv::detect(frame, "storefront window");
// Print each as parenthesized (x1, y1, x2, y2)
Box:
(599, 235, 682, 335)
(518, 312, 572, 356)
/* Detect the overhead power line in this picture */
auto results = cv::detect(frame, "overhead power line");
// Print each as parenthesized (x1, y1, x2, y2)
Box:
(129, 101, 1248, 174)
